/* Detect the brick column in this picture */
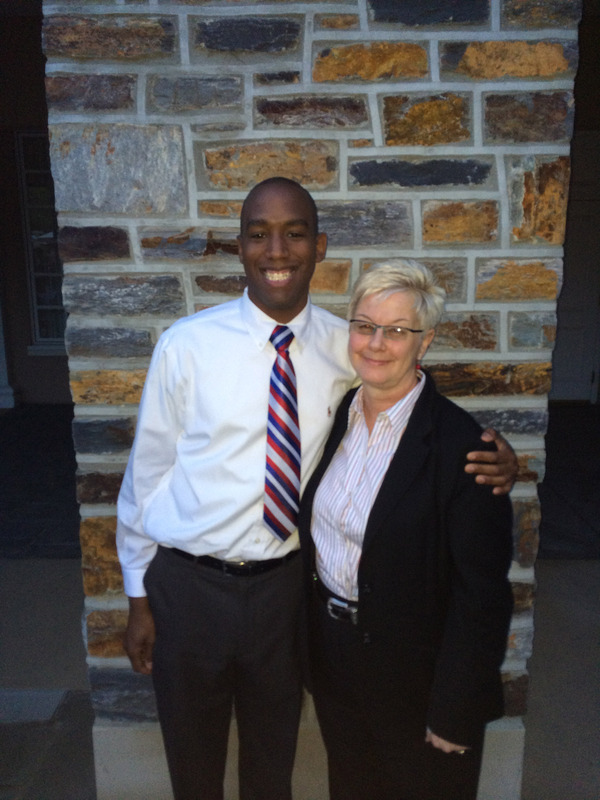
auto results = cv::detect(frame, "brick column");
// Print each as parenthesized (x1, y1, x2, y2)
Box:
(42, 1, 581, 797)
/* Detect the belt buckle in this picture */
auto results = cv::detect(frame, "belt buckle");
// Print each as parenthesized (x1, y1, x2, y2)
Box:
(326, 596, 358, 625)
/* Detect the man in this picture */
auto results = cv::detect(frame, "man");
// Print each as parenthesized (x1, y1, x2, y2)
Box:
(117, 177, 517, 800)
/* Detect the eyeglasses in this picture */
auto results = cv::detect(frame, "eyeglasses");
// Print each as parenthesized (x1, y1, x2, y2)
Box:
(349, 319, 424, 341)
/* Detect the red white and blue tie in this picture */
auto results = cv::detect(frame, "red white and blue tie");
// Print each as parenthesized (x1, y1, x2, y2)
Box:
(264, 325, 301, 541)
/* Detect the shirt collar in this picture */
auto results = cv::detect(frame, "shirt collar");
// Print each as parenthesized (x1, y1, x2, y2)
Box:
(349, 371, 425, 435)
(241, 288, 312, 352)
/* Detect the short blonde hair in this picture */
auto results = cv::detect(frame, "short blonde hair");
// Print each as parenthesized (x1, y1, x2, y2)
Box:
(348, 260, 446, 330)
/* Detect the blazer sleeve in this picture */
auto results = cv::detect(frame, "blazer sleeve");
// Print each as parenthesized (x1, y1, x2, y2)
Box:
(426, 424, 514, 745)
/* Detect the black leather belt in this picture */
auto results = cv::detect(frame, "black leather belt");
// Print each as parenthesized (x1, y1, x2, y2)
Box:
(314, 573, 358, 624)
(168, 546, 299, 576)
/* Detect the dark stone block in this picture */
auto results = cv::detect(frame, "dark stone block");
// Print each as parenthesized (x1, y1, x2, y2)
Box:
(194, 17, 301, 54)
(66, 327, 155, 358)
(255, 71, 301, 85)
(484, 92, 573, 143)
(318, 201, 412, 247)
(470, 408, 548, 435)
(367, 0, 489, 25)
(72, 418, 135, 455)
(502, 0, 582, 29)
(46, 74, 136, 111)
(59, 226, 131, 262)
(89, 667, 158, 723)
(503, 673, 529, 716)
(350, 158, 493, 187)
(63, 275, 185, 316)
(77, 472, 124, 505)
(141, 229, 208, 260)
(256, 96, 369, 128)
(195, 275, 247, 294)
(147, 75, 242, 112)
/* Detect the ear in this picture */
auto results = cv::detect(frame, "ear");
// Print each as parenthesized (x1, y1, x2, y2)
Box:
(315, 232, 328, 263)
(418, 329, 436, 361)
(237, 234, 243, 264)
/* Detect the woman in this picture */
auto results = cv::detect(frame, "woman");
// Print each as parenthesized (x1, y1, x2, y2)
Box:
(299, 261, 514, 800)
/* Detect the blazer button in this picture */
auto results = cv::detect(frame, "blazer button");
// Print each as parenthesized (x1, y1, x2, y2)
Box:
(361, 583, 372, 594)
(363, 632, 371, 645)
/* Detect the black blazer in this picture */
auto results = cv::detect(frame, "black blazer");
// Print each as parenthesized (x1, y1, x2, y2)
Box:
(299, 372, 514, 746)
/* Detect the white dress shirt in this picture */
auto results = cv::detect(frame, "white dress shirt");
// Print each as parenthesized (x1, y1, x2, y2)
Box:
(311, 375, 425, 601)
(116, 290, 357, 597)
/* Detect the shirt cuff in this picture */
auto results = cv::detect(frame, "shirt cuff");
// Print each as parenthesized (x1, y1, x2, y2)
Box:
(122, 568, 149, 598)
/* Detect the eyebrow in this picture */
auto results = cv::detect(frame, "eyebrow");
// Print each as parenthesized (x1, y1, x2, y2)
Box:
(244, 218, 311, 229)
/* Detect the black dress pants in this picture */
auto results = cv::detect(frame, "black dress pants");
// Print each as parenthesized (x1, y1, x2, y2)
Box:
(309, 590, 485, 800)
(144, 546, 304, 800)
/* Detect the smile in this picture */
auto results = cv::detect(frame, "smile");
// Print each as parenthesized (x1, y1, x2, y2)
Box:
(264, 269, 293, 283)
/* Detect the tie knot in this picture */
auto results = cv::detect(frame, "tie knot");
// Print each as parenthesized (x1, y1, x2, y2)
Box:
(270, 325, 294, 353)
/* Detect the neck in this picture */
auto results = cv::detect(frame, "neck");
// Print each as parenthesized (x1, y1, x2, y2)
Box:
(361, 373, 419, 431)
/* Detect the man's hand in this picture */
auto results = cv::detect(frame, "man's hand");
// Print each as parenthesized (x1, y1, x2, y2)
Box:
(124, 596, 155, 675)
(425, 729, 470, 755)
(465, 428, 518, 496)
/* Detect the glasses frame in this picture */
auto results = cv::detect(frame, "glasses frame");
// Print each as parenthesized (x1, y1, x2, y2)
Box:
(349, 319, 424, 340)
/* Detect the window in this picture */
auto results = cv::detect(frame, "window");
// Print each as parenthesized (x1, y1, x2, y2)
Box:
(16, 131, 66, 349)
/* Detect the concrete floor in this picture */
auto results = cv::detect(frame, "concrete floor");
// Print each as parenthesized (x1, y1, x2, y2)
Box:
(0, 557, 598, 799)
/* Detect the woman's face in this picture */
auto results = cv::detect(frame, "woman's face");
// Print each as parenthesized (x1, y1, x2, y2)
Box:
(349, 291, 435, 397)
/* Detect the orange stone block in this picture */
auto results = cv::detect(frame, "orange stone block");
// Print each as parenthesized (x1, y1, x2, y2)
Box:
(455, 41, 570, 79)
(315, 14, 360, 30)
(429, 361, 551, 396)
(311, 260, 351, 294)
(199, 200, 243, 218)
(512, 156, 570, 245)
(384, 94, 470, 146)
(476, 259, 560, 301)
(202, 140, 338, 190)
(87, 609, 128, 657)
(70, 369, 147, 405)
(313, 42, 428, 82)
(80, 516, 124, 596)
(423, 201, 499, 244)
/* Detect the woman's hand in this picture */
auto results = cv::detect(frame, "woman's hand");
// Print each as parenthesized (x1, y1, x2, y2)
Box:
(425, 729, 470, 755)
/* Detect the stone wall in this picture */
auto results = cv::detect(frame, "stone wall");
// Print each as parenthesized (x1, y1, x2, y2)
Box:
(42, 0, 580, 794)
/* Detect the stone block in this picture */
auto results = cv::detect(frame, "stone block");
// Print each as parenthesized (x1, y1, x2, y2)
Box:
(428, 362, 551, 396)
(46, 73, 136, 111)
(49, 124, 187, 215)
(254, 71, 301, 86)
(58, 226, 131, 262)
(508, 312, 556, 350)
(42, 15, 177, 60)
(508, 626, 534, 661)
(77, 471, 124, 505)
(194, 275, 246, 295)
(90, 668, 158, 722)
(433, 313, 498, 351)
(383, 93, 471, 146)
(199, 201, 243, 219)
(140, 228, 207, 260)
(313, 42, 428, 82)
(315, 14, 360, 30)
(508, 155, 570, 245)
(502, 673, 529, 716)
(80, 516, 123, 596)
(515, 452, 546, 484)
(348, 138, 375, 148)
(72, 417, 135, 455)
(511, 583, 535, 614)
(512, 499, 541, 567)
(66, 327, 155, 359)
(349, 157, 494, 189)
(367, 0, 489, 25)
(87, 610, 128, 657)
(311, 260, 351, 294)
(422, 201, 499, 244)
(63, 275, 185, 316)
(70, 370, 147, 406)
(192, 16, 301, 55)
(255, 96, 369, 129)
(318, 200, 412, 247)
(440, 41, 576, 80)
(484, 92, 574, 143)
(198, 140, 339, 190)
(502, 0, 582, 29)
(470, 408, 548, 436)
(476, 258, 562, 301)
(146, 75, 242, 112)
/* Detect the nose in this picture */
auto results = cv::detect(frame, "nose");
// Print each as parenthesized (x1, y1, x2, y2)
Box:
(266, 231, 288, 259)
(368, 327, 386, 349)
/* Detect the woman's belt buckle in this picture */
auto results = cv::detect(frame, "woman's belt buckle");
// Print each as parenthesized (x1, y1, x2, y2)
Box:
(326, 596, 358, 625)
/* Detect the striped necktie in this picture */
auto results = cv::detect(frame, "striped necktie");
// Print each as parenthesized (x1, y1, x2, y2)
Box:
(264, 325, 301, 542)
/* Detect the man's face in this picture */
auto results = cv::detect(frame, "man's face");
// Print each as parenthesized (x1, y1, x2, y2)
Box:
(237, 182, 327, 323)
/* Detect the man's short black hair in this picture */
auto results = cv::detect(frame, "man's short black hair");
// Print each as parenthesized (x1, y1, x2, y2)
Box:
(240, 177, 319, 234)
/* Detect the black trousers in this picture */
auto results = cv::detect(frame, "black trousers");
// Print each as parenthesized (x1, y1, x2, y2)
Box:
(144, 546, 304, 800)
(309, 589, 485, 800)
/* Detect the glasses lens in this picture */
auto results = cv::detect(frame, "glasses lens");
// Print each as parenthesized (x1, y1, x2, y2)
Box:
(384, 326, 408, 341)
(351, 321, 376, 335)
